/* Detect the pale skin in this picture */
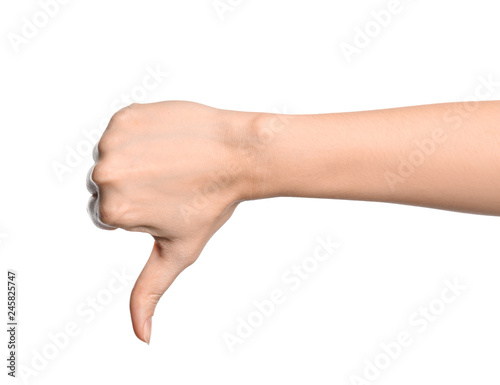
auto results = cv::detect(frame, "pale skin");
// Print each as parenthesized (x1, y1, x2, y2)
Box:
(86, 100, 500, 344)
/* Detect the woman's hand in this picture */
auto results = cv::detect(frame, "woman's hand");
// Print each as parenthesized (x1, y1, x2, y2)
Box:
(87, 101, 261, 344)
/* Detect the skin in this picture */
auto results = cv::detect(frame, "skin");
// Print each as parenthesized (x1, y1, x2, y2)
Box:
(86, 100, 500, 344)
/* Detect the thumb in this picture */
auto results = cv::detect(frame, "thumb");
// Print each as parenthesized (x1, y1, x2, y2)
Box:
(130, 238, 194, 344)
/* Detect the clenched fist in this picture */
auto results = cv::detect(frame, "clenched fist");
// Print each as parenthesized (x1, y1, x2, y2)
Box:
(87, 101, 266, 344)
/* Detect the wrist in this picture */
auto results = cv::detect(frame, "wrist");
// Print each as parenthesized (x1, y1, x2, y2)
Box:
(238, 110, 295, 200)
(217, 108, 291, 202)
(239, 112, 360, 201)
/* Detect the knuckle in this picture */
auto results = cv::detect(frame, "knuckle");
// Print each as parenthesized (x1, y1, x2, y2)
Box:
(143, 292, 162, 307)
(98, 197, 135, 228)
(110, 103, 141, 125)
(97, 203, 116, 226)
(182, 255, 198, 269)
(128, 102, 141, 110)
(131, 286, 162, 308)
(99, 202, 123, 227)
(111, 106, 132, 124)
(97, 133, 121, 153)
(91, 162, 114, 185)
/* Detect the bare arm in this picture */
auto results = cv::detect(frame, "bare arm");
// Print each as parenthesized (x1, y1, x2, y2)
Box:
(86, 100, 500, 344)
(252, 101, 500, 215)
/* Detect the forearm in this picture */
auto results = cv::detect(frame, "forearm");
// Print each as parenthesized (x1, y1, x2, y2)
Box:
(247, 101, 500, 215)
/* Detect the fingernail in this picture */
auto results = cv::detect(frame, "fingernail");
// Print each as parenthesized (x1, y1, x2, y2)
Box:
(143, 317, 152, 345)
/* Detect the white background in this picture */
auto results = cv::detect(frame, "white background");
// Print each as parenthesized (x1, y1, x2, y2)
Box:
(1, 0, 500, 384)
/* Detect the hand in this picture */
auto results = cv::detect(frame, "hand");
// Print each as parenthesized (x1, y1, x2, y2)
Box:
(86, 101, 260, 343)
